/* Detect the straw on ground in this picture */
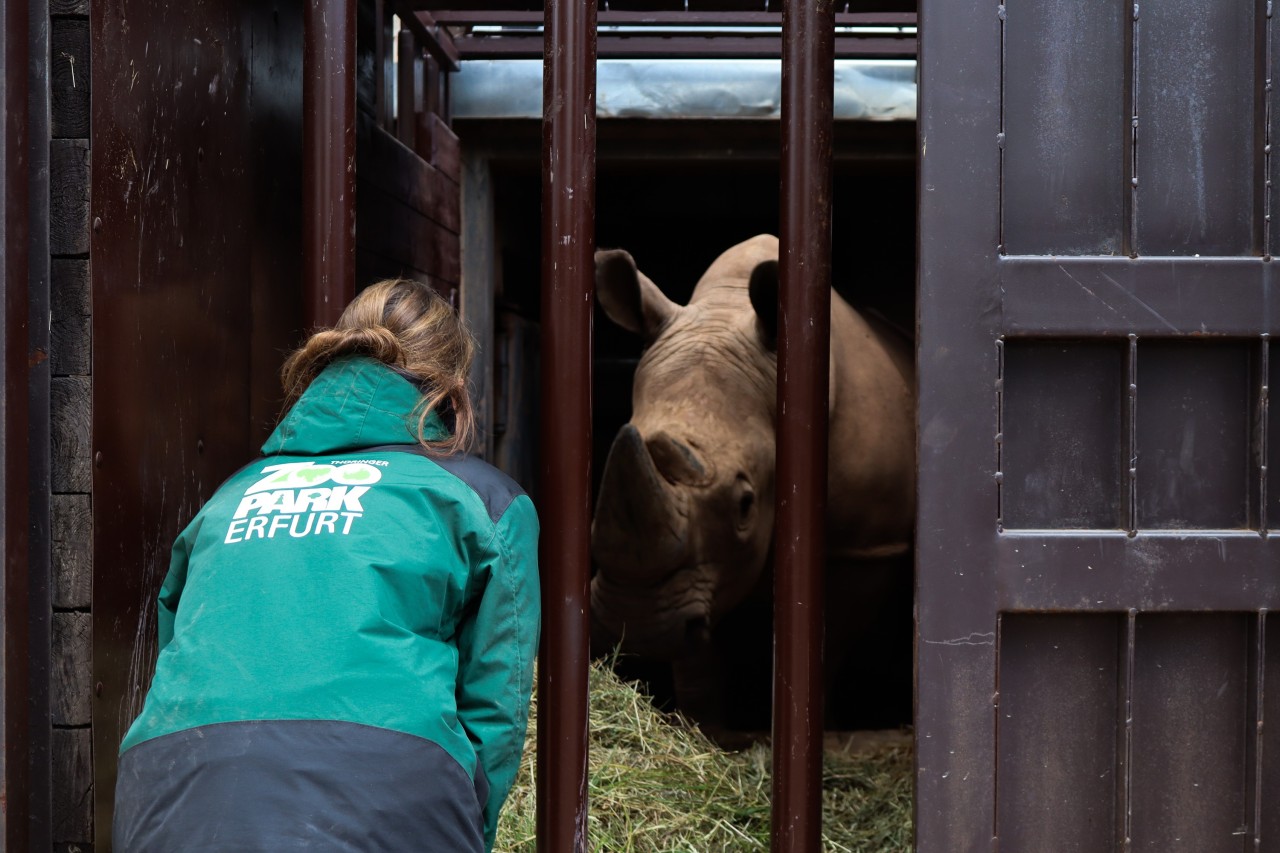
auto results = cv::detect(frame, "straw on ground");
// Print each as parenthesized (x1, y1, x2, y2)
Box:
(495, 660, 912, 853)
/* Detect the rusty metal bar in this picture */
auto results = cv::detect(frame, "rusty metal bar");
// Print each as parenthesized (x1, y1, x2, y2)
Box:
(433, 10, 916, 25)
(397, 30, 418, 149)
(453, 34, 914, 60)
(413, 51, 433, 162)
(26, 0, 53, 843)
(413, 11, 462, 71)
(303, 0, 358, 329)
(536, 0, 596, 846)
(375, 0, 395, 129)
(771, 0, 833, 848)
(390, 2, 462, 72)
(0, 0, 32, 846)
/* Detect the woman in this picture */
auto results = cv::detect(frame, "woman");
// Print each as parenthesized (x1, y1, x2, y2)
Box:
(114, 280, 540, 852)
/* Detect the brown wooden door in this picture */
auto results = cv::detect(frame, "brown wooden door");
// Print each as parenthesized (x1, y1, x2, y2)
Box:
(918, 0, 1279, 850)
(90, 3, 305, 846)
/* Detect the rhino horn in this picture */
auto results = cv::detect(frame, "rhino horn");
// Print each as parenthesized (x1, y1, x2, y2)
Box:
(592, 424, 689, 583)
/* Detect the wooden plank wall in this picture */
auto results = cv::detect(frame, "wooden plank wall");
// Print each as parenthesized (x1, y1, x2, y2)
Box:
(355, 110, 461, 302)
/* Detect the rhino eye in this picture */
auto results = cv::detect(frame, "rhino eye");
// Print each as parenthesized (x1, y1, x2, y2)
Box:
(735, 479, 756, 528)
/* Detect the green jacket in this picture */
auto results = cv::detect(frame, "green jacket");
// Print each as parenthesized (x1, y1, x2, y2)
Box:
(118, 356, 540, 851)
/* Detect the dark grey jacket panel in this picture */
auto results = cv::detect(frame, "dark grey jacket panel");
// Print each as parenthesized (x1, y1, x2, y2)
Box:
(362, 445, 526, 522)
(114, 719, 485, 853)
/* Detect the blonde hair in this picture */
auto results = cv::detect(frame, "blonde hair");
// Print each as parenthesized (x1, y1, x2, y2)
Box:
(280, 279, 476, 455)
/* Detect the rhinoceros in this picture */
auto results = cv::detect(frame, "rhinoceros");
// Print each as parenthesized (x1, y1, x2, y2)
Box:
(590, 234, 915, 730)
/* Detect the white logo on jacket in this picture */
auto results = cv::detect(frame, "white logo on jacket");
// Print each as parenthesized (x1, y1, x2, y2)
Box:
(224, 461, 383, 544)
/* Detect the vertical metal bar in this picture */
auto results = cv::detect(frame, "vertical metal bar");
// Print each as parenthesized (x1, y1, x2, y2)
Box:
(1260, 335, 1270, 534)
(1117, 609, 1136, 853)
(396, 30, 416, 149)
(536, 0, 596, 847)
(996, 0, 1006, 255)
(373, 0, 393, 130)
(1125, 335, 1138, 534)
(1248, 609, 1266, 851)
(1259, 0, 1272, 256)
(303, 0, 357, 329)
(26, 0, 52, 844)
(995, 337, 1005, 531)
(772, 0, 833, 847)
(413, 51, 431, 163)
(1127, 0, 1140, 257)
(0, 0, 32, 846)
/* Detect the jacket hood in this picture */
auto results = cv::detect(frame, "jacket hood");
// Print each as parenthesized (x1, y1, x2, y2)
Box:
(261, 356, 448, 456)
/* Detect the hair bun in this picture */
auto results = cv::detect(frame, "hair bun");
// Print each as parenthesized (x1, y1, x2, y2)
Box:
(330, 325, 407, 367)
(279, 278, 477, 456)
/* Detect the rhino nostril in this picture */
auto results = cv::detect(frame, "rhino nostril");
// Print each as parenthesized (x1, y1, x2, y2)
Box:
(685, 614, 711, 646)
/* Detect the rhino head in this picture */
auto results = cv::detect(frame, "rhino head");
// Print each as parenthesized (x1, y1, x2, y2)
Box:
(591, 235, 784, 660)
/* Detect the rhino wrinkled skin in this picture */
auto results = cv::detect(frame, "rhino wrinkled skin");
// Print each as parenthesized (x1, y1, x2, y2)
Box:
(590, 235, 916, 715)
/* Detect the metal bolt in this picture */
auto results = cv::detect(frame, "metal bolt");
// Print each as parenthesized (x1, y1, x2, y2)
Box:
(197, 439, 205, 454)
(94, 451, 103, 468)
(93, 216, 102, 233)
(95, 681, 103, 697)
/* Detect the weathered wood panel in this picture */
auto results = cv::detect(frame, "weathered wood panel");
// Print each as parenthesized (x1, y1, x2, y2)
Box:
(460, 152, 495, 459)
(356, 247, 432, 290)
(357, 181, 461, 284)
(51, 18, 90, 139)
(51, 375, 90, 493)
(52, 494, 91, 609)
(359, 112, 461, 233)
(429, 113, 460, 184)
(51, 728, 92, 844)
(50, 139, 89, 256)
(246, 0, 304, 437)
(52, 612, 91, 726)
(51, 258, 90, 375)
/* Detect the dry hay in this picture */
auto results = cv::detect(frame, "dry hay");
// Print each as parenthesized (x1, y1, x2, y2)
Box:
(495, 659, 913, 852)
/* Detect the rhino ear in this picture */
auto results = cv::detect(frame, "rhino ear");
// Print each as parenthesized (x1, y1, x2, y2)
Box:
(596, 249, 679, 340)
(748, 259, 779, 349)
